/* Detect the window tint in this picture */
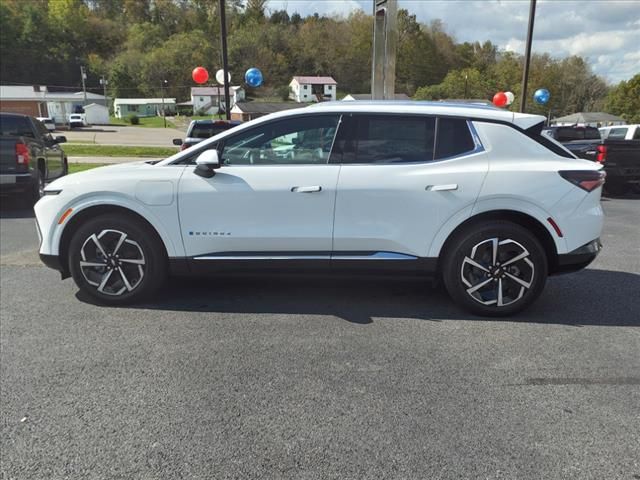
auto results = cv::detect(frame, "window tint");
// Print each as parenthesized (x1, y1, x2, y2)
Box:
(634, 128, 640, 140)
(189, 124, 231, 139)
(344, 115, 435, 164)
(221, 115, 339, 165)
(608, 127, 628, 139)
(435, 118, 476, 159)
(34, 119, 49, 137)
(0, 115, 34, 137)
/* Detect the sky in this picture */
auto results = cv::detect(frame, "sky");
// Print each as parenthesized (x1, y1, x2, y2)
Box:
(266, 0, 640, 84)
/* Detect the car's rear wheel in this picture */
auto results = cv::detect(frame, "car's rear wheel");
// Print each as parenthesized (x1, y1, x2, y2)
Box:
(68, 214, 167, 305)
(442, 221, 548, 316)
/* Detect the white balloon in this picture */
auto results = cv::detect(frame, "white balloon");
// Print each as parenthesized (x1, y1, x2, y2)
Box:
(505, 91, 515, 105)
(215, 69, 231, 85)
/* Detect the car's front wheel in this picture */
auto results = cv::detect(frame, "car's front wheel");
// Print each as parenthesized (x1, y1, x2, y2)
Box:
(442, 221, 548, 316)
(68, 214, 167, 305)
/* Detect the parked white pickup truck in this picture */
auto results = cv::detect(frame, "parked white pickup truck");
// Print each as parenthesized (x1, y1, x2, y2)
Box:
(599, 124, 640, 140)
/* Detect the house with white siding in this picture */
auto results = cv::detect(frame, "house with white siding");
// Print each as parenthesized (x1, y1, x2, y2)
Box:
(190, 86, 245, 114)
(289, 76, 337, 103)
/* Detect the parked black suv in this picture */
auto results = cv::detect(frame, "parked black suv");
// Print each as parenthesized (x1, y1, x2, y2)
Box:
(173, 119, 241, 150)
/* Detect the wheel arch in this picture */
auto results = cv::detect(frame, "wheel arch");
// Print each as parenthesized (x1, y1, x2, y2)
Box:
(437, 210, 562, 274)
(58, 204, 170, 279)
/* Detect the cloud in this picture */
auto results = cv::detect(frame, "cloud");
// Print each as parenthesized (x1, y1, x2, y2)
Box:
(267, 0, 640, 83)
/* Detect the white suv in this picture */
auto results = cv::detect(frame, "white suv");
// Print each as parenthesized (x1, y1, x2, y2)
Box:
(35, 102, 604, 316)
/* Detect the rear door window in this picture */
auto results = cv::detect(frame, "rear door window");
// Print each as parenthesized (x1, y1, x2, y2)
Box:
(342, 115, 436, 164)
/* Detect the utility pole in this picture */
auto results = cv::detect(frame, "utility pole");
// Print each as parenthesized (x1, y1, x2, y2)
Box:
(161, 79, 168, 128)
(520, 0, 537, 112)
(219, 0, 231, 120)
(371, 0, 398, 100)
(464, 73, 469, 99)
(100, 75, 108, 111)
(80, 65, 88, 105)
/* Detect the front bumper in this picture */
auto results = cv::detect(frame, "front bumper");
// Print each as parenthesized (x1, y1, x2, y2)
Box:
(554, 238, 602, 274)
(40, 254, 70, 279)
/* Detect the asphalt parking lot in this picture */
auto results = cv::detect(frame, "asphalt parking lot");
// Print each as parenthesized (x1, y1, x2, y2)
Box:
(62, 124, 185, 147)
(1, 194, 639, 479)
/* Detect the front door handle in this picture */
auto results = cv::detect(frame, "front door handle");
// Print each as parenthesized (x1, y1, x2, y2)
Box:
(427, 184, 458, 192)
(291, 186, 322, 193)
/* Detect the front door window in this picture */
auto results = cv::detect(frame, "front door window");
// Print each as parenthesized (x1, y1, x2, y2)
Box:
(221, 115, 340, 165)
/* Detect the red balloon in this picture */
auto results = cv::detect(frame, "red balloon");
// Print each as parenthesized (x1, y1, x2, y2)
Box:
(493, 91, 508, 107)
(192, 66, 209, 84)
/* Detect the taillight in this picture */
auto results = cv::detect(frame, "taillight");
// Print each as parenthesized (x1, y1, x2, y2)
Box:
(15, 142, 30, 165)
(596, 145, 607, 163)
(559, 170, 606, 192)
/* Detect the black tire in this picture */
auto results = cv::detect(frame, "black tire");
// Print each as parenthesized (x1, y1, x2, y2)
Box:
(442, 221, 548, 317)
(20, 169, 44, 208)
(68, 213, 167, 305)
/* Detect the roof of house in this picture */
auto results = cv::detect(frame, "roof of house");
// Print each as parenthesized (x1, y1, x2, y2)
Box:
(114, 98, 176, 105)
(1, 85, 48, 100)
(291, 76, 337, 85)
(551, 112, 626, 123)
(343, 93, 411, 101)
(46, 91, 105, 101)
(1, 85, 108, 102)
(191, 86, 243, 96)
(84, 102, 108, 109)
(231, 102, 306, 114)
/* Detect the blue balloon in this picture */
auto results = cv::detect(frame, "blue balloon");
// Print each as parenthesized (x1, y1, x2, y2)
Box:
(533, 88, 550, 105)
(244, 68, 263, 88)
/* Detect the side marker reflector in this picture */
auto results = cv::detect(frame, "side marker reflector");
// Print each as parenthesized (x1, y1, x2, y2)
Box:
(547, 217, 563, 238)
(58, 208, 73, 225)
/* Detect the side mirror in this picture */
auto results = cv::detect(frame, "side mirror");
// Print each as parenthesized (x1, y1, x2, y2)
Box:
(55, 136, 67, 144)
(172, 138, 183, 146)
(194, 149, 221, 178)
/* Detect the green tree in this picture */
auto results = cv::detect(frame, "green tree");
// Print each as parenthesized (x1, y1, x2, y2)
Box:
(605, 74, 640, 123)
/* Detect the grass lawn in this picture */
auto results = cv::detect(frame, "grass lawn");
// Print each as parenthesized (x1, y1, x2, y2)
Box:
(108, 116, 176, 128)
(62, 144, 178, 157)
(68, 163, 109, 174)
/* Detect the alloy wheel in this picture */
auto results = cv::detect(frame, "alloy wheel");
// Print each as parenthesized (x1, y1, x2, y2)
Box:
(460, 238, 535, 307)
(79, 229, 146, 296)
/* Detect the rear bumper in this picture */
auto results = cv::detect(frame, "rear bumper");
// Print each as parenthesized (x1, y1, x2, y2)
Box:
(0, 173, 32, 194)
(554, 238, 602, 275)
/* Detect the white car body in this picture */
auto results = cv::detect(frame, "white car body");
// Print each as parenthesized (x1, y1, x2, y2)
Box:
(36, 117, 56, 131)
(68, 113, 86, 127)
(35, 102, 605, 315)
(599, 124, 640, 140)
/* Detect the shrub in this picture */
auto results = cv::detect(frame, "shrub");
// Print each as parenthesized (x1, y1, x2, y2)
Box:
(278, 85, 290, 101)
(127, 114, 139, 125)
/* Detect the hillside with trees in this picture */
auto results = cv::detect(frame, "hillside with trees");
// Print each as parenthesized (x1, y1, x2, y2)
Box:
(1, 0, 637, 119)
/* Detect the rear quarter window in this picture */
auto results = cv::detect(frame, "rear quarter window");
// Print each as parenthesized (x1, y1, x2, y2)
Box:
(434, 118, 476, 159)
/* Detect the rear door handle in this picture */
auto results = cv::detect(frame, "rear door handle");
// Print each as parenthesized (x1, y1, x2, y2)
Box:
(427, 184, 458, 192)
(291, 186, 322, 193)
